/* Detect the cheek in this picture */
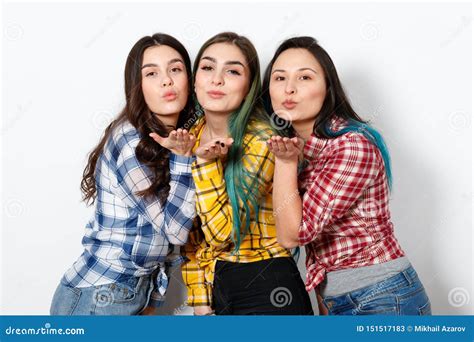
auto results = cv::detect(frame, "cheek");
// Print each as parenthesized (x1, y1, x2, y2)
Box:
(194, 78, 208, 102)
(306, 84, 326, 104)
(175, 75, 189, 97)
(194, 72, 208, 92)
(141, 81, 156, 106)
(300, 86, 326, 116)
(230, 78, 249, 103)
(269, 83, 283, 104)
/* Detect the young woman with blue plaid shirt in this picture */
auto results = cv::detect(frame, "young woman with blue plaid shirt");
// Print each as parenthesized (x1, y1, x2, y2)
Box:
(50, 33, 197, 315)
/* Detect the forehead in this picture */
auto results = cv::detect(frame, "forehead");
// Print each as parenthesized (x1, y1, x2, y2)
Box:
(272, 48, 321, 70)
(142, 45, 182, 64)
(201, 43, 247, 65)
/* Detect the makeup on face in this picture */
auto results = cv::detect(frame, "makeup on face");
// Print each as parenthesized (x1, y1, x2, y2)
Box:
(269, 48, 327, 125)
(141, 45, 189, 117)
(194, 43, 250, 115)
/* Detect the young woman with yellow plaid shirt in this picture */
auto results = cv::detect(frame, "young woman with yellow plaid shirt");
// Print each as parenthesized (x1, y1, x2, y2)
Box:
(181, 32, 313, 315)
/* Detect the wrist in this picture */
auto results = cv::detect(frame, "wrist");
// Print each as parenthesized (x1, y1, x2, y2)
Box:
(196, 156, 214, 164)
(275, 156, 298, 166)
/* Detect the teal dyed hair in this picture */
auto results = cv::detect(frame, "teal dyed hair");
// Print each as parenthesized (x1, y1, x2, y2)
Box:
(262, 36, 393, 190)
(324, 118, 392, 189)
(193, 32, 275, 252)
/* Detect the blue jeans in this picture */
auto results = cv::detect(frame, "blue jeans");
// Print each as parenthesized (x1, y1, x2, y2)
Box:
(321, 266, 432, 315)
(50, 275, 154, 315)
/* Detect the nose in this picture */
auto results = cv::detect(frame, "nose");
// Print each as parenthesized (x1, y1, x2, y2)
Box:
(285, 80, 296, 95)
(211, 72, 224, 86)
(161, 74, 173, 87)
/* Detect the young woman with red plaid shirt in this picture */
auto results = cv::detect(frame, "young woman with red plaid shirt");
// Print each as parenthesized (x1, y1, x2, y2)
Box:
(262, 37, 431, 315)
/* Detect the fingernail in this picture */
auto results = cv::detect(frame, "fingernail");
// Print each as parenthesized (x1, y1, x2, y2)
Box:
(220, 143, 225, 147)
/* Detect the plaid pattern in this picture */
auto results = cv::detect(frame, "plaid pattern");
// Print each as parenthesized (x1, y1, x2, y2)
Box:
(62, 120, 196, 307)
(298, 119, 405, 293)
(181, 117, 291, 307)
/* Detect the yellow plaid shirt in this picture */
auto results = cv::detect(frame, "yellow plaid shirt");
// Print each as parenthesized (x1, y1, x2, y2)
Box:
(182, 116, 291, 307)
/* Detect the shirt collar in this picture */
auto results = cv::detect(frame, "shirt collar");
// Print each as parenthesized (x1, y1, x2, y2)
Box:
(302, 117, 347, 160)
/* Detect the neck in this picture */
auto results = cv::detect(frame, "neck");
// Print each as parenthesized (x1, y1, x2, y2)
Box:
(203, 110, 231, 138)
(292, 117, 316, 141)
(155, 112, 179, 131)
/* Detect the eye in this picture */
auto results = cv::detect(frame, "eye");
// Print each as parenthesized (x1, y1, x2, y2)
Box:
(170, 66, 183, 73)
(200, 65, 213, 71)
(227, 69, 241, 76)
(274, 76, 285, 81)
(145, 71, 157, 77)
(299, 75, 312, 80)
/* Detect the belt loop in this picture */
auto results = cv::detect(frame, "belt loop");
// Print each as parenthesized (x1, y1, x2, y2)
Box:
(401, 268, 413, 286)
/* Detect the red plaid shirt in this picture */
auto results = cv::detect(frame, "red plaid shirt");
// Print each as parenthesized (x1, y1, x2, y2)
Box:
(298, 119, 405, 292)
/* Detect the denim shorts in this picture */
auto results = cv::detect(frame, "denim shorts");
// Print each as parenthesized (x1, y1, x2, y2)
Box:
(50, 275, 154, 315)
(321, 266, 432, 315)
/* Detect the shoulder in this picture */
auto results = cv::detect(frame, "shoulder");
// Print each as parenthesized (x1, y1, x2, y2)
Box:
(325, 131, 382, 168)
(105, 120, 141, 163)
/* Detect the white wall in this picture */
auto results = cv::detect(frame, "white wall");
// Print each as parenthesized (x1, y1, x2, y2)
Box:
(1, 1, 472, 315)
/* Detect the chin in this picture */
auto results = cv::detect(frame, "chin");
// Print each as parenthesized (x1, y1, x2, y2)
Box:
(201, 104, 228, 113)
(157, 104, 185, 115)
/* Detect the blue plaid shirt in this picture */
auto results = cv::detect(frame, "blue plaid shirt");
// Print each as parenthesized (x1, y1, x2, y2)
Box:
(62, 121, 196, 307)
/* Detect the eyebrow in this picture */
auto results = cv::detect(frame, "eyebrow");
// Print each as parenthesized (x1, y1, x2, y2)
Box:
(272, 67, 318, 74)
(141, 58, 184, 69)
(201, 56, 245, 68)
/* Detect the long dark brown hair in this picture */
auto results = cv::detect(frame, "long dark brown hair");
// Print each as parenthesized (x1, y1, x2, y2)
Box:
(262, 36, 392, 188)
(81, 33, 193, 205)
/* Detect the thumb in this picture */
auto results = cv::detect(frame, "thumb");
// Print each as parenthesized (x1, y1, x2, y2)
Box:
(149, 132, 165, 145)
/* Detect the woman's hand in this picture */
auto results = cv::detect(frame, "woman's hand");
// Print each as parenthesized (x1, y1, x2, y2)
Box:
(149, 128, 196, 157)
(193, 305, 215, 316)
(195, 137, 234, 162)
(267, 136, 303, 163)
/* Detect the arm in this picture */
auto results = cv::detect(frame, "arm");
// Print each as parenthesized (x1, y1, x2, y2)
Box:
(271, 134, 381, 247)
(116, 139, 196, 246)
(272, 157, 301, 248)
(181, 219, 214, 308)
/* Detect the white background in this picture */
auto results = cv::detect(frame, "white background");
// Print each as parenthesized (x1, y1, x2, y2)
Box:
(1, 1, 472, 315)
